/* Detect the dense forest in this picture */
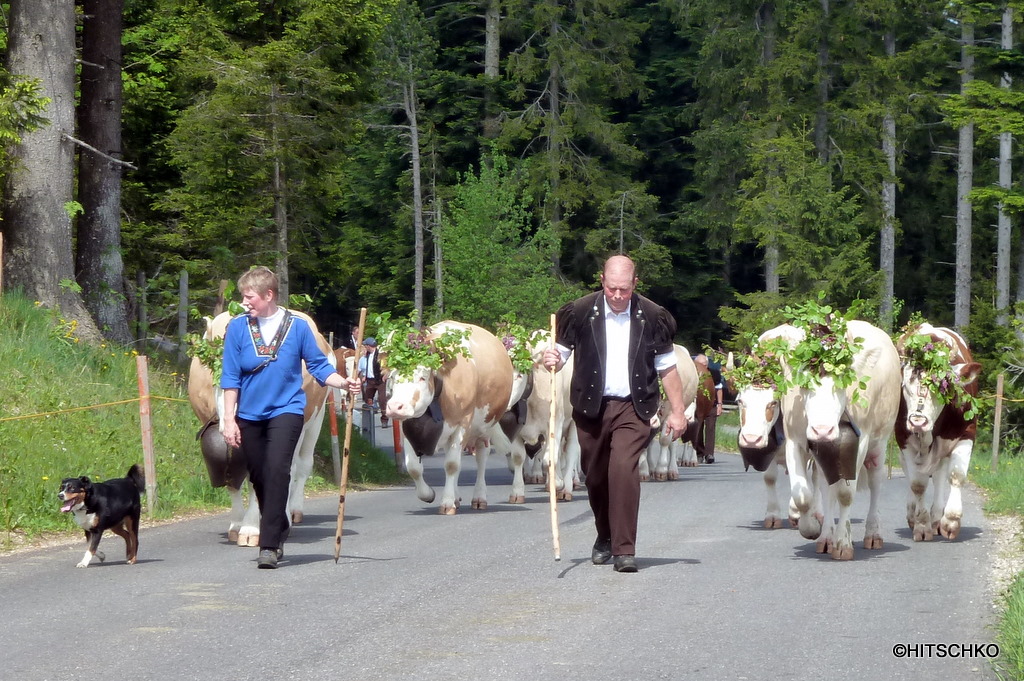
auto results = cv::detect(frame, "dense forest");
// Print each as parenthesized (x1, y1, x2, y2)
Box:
(1, 1, 1024, 376)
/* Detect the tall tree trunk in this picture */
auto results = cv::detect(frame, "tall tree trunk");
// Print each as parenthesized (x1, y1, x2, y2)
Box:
(760, 2, 779, 294)
(3, 0, 100, 342)
(270, 84, 289, 300)
(879, 28, 897, 333)
(954, 21, 974, 330)
(547, 54, 562, 270)
(814, 0, 830, 165)
(404, 79, 425, 326)
(77, 0, 131, 344)
(996, 6, 1013, 326)
(482, 0, 500, 139)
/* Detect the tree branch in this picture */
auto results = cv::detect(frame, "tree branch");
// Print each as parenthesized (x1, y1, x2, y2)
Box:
(62, 133, 137, 169)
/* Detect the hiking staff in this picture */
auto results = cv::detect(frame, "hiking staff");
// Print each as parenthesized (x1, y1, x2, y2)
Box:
(547, 313, 562, 561)
(334, 306, 367, 563)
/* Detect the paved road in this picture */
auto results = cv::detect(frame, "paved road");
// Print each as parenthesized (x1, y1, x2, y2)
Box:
(1, 450, 1002, 681)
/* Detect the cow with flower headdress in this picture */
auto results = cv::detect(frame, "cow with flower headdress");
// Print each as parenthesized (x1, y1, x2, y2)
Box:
(773, 305, 902, 560)
(728, 325, 801, 529)
(894, 320, 981, 542)
(383, 319, 516, 514)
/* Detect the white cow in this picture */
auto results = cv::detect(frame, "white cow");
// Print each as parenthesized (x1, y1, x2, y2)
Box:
(642, 345, 699, 481)
(509, 336, 581, 502)
(385, 321, 515, 514)
(779, 320, 901, 560)
(187, 310, 334, 546)
(894, 323, 982, 541)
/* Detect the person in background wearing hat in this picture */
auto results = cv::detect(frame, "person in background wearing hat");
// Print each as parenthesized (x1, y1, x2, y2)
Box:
(358, 336, 389, 427)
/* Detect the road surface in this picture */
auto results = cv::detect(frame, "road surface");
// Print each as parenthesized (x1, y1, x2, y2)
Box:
(0, 450, 1002, 680)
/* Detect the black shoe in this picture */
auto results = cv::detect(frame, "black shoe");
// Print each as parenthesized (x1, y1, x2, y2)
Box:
(613, 555, 638, 573)
(705, 454, 715, 464)
(592, 538, 612, 565)
(257, 549, 278, 569)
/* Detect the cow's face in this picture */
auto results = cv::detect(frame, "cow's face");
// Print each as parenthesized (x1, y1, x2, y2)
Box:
(736, 385, 780, 449)
(901, 361, 981, 434)
(803, 375, 847, 443)
(386, 365, 437, 420)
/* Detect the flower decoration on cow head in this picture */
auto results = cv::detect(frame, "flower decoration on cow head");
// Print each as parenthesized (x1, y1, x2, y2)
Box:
(897, 314, 980, 420)
(373, 312, 471, 381)
(495, 313, 544, 375)
(781, 297, 869, 403)
(725, 336, 790, 394)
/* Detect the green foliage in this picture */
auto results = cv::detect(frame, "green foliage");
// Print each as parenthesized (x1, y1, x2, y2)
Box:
(782, 297, 869, 401)
(494, 313, 544, 375)
(184, 333, 224, 382)
(724, 336, 791, 393)
(373, 312, 471, 380)
(898, 314, 981, 420)
(440, 153, 583, 328)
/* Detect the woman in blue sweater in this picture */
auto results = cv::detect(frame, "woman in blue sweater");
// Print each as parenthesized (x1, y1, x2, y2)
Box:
(221, 266, 360, 569)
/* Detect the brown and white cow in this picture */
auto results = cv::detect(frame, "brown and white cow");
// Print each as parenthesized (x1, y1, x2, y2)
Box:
(733, 325, 798, 529)
(894, 323, 981, 541)
(385, 321, 515, 514)
(643, 345, 699, 480)
(187, 310, 334, 546)
(779, 320, 901, 559)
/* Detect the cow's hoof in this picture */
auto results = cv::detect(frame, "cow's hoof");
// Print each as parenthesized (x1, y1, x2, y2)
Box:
(799, 515, 822, 541)
(291, 510, 304, 524)
(640, 474, 650, 482)
(238, 532, 259, 547)
(864, 534, 884, 550)
(831, 544, 854, 560)
(472, 499, 487, 510)
(228, 529, 240, 543)
(654, 472, 667, 482)
(557, 491, 573, 502)
(508, 494, 525, 504)
(764, 516, 782, 529)
(913, 523, 933, 542)
(667, 471, 679, 481)
(439, 505, 457, 515)
(815, 537, 831, 554)
(939, 517, 961, 540)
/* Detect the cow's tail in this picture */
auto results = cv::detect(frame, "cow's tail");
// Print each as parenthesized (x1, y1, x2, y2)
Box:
(126, 464, 146, 493)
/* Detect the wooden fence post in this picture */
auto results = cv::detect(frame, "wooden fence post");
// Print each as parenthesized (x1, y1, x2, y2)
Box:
(136, 355, 158, 513)
(991, 373, 1004, 473)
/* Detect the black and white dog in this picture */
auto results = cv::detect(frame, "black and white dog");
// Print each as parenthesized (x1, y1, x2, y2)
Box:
(58, 464, 145, 568)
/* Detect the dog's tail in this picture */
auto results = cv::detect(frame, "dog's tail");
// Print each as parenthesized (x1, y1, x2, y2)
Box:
(126, 464, 145, 493)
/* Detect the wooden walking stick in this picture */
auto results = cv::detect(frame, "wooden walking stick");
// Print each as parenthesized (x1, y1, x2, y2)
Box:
(334, 307, 367, 563)
(547, 313, 562, 561)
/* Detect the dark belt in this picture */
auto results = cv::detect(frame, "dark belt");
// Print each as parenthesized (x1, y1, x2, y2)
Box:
(602, 395, 631, 402)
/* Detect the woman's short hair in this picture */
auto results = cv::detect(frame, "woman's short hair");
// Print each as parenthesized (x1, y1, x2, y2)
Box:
(237, 266, 279, 297)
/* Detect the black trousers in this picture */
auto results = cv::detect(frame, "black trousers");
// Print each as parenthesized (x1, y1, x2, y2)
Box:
(573, 399, 649, 557)
(238, 413, 304, 551)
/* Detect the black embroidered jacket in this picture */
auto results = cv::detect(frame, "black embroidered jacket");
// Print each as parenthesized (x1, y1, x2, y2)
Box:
(554, 290, 677, 420)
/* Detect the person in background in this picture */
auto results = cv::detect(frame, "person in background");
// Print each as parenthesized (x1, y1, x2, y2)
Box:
(542, 255, 687, 573)
(358, 336, 389, 428)
(221, 266, 361, 570)
(692, 353, 723, 464)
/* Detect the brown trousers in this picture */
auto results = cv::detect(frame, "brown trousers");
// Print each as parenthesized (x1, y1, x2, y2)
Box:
(574, 398, 650, 557)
